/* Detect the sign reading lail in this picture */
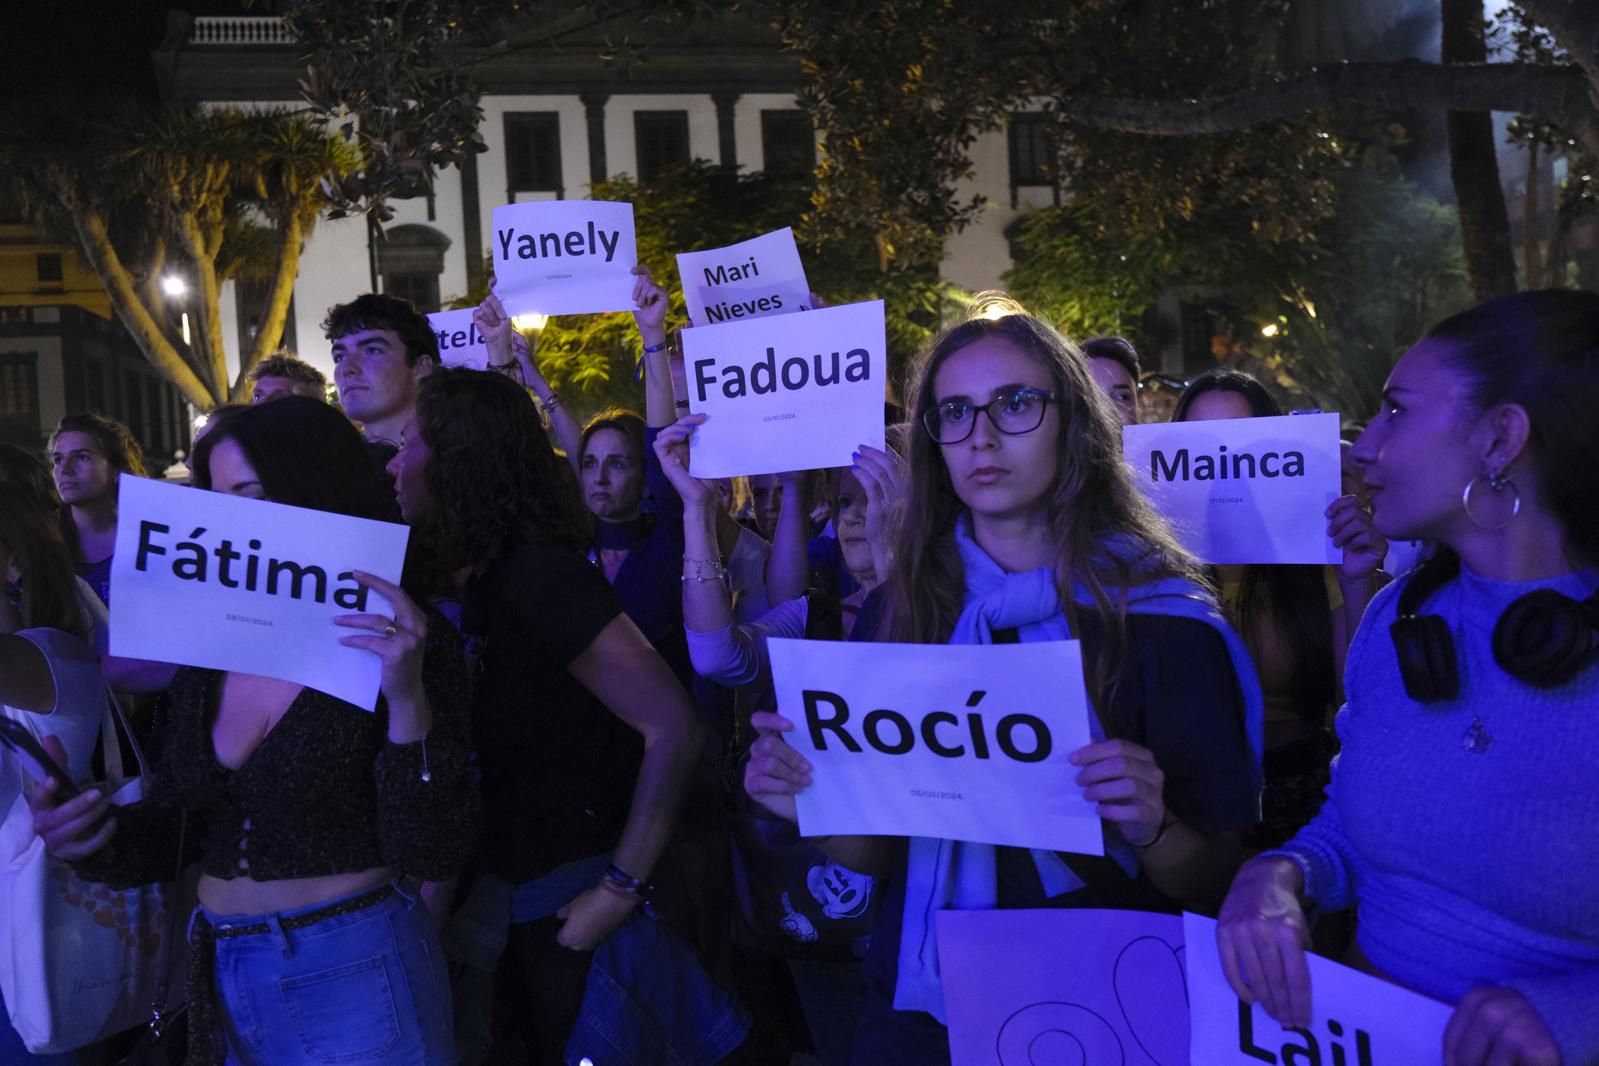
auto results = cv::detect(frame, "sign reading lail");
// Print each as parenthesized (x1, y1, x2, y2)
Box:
(426, 308, 491, 370)
(1184, 913, 1452, 1065)
(675, 227, 812, 327)
(108, 477, 411, 710)
(1123, 412, 1342, 565)
(491, 200, 637, 317)
(682, 299, 886, 479)
(768, 638, 1104, 854)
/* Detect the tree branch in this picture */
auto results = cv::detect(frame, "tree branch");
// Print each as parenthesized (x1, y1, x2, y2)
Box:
(232, 212, 303, 401)
(70, 207, 216, 409)
(1521, 0, 1599, 98)
(1051, 60, 1599, 160)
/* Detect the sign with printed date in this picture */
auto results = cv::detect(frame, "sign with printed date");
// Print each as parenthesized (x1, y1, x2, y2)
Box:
(939, 909, 1190, 1066)
(675, 227, 811, 327)
(1123, 412, 1342, 565)
(682, 299, 886, 478)
(108, 477, 411, 710)
(426, 308, 491, 369)
(1184, 913, 1452, 1066)
(491, 199, 637, 316)
(767, 638, 1103, 854)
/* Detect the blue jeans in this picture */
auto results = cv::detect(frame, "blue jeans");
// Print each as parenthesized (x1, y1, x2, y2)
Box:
(198, 881, 451, 1065)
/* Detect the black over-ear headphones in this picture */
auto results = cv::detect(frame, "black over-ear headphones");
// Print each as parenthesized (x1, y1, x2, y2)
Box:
(1390, 552, 1599, 702)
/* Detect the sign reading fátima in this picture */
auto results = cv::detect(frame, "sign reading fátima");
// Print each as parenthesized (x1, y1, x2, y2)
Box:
(108, 477, 411, 710)
(682, 299, 886, 478)
(768, 638, 1104, 854)
(490, 200, 638, 317)
(1123, 412, 1343, 565)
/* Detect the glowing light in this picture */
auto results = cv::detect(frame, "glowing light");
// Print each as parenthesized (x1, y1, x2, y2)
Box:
(180, 312, 191, 347)
(1261, 323, 1280, 338)
(967, 290, 1028, 322)
(512, 313, 549, 331)
(161, 275, 187, 297)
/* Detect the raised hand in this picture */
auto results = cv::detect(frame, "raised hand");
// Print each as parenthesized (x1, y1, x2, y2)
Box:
(651, 415, 715, 508)
(1327, 494, 1386, 583)
(335, 571, 430, 740)
(632, 264, 670, 342)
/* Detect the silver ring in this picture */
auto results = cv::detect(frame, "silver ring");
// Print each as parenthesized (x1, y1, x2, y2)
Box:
(382, 622, 399, 639)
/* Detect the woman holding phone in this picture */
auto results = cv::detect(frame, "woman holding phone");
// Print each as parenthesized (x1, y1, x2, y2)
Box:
(26, 398, 481, 1066)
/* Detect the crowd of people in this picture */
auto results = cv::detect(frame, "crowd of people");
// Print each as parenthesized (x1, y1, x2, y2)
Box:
(0, 269, 1595, 1066)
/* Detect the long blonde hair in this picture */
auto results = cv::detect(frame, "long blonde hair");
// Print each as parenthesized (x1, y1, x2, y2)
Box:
(883, 314, 1206, 710)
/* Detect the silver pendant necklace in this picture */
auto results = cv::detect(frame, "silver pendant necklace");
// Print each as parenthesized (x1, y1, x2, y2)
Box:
(1462, 716, 1493, 754)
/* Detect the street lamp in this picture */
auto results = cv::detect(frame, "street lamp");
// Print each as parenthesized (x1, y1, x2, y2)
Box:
(161, 275, 187, 298)
(512, 313, 549, 332)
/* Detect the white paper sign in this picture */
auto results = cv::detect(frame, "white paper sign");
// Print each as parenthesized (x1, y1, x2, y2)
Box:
(1184, 913, 1452, 1066)
(491, 200, 637, 316)
(768, 638, 1103, 854)
(426, 308, 491, 369)
(683, 300, 886, 479)
(939, 909, 1190, 1066)
(108, 477, 411, 710)
(675, 227, 811, 327)
(1123, 413, 1342, 565)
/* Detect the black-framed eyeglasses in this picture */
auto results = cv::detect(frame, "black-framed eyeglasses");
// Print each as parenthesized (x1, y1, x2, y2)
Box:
(921, 387, 1057, 444)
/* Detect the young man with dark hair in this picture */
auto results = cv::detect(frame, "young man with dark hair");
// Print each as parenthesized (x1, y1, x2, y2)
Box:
(1082, 335, 1142, 427)
(248, 352, 329, 405)
(323, 294, 441, 445)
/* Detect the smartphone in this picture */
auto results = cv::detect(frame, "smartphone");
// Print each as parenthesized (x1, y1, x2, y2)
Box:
(0, 718, 83, 800)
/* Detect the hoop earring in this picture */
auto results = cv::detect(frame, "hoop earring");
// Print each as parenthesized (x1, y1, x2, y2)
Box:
(1462, 469, 1521, 530)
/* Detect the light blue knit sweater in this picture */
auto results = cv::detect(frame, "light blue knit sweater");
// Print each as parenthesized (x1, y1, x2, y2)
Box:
(1272, 563, 1599, 1062)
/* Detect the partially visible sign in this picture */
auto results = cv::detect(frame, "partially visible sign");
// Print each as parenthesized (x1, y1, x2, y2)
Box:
(490, 200, 637, 316)
(675, 227, 811, 327)
(682, 299, 886, 479)
(1123, 412, 1342, 564)
(940, 909, 1190, 1066)
(109, 478, 410, 710)
(426, 308, 491, 369)
(768, 638, 1103, 854)
(1184, 913, 1452, 1066)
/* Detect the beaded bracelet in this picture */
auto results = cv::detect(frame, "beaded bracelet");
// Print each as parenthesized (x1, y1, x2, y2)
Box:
(682, 556, 728, 584)
(541, 391, 563, 412)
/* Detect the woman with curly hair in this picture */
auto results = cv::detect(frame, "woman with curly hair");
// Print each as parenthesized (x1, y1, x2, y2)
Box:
(744, 312, 1264, 1064)
(388, 369, 732, 1062)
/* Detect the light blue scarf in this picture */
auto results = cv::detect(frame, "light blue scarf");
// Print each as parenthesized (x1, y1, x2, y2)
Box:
(892, 514, 1264, 1021)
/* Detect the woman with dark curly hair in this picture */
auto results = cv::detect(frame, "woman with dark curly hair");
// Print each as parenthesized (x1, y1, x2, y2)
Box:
(389, 368, 732, 1062)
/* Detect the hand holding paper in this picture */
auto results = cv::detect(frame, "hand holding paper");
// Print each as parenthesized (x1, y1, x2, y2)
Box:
(335, 570, 431, 742)
(743, 710, 810, 825)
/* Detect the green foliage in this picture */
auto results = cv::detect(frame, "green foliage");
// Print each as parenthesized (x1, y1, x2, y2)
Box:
(450, 160, 960, 419)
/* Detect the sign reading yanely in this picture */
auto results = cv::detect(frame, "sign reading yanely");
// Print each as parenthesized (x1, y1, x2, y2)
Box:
(108, 477, 411, 710)
(1184, 913, 1452, 1065)
(426, 308, 491, 370)
(1123, 412, 1342, 565)
(490, 200, 637, 317)
(675, 227, 811, 327)
(768, 638, 1104, 854)
(682, 299, 886, 479)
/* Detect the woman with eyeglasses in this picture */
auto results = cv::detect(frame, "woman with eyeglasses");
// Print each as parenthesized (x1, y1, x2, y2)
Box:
(743, 312, 1264, 1063)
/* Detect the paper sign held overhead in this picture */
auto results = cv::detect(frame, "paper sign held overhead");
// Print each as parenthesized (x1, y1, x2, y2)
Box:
(1184, 913, 1451, 1066)
(1123, 412, 1343, 565)
(683, 299, 886, 479)
(939, 909, 1190, 1066)
(108, 477, 411, 710)
(491, 200, 638, 317)
(768, 638, 1103, 854)
(675, 227, 811, 327)
(426, 308, 491, 370)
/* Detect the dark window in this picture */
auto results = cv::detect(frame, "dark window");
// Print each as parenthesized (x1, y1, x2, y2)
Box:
(383, 272, 440, 314)
(86, 359, 105, 414)
(1008, 113, 1056, 187)
(376, 225, 451, 314)
(35, 253, 63, 285)
(0, 352, 40, 441)
(147, 378, 166, 455)
(505, 113, 563, 196)
(760, 110, 816, 179)
(634, 111, 690, 184)
(234, 278, 297, 360)
(124, 370, 145, 442)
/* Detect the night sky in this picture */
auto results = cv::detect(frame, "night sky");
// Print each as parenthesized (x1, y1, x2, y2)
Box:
(1, 0, 170, 103)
